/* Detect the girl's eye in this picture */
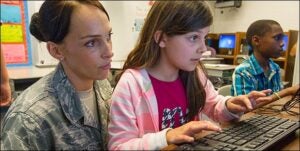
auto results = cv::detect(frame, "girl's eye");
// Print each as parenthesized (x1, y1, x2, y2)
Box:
(189, 35, 199, 42)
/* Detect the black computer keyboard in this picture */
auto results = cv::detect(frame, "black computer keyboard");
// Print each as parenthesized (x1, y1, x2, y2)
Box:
(177, 115, 299, 150)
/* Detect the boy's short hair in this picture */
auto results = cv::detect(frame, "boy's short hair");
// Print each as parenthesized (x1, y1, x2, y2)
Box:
(246, 20, 280, 54)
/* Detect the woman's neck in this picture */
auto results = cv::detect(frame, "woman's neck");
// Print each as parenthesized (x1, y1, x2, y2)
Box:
(61, 64, 93, 91)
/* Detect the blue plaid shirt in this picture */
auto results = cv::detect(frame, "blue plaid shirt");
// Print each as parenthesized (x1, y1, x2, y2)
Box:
(231, 54, 283, 96)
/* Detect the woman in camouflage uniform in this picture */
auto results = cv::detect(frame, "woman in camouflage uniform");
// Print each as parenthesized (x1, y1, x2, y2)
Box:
(1, 0, 113, 150)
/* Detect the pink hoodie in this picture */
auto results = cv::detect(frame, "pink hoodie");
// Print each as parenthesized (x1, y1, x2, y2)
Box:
(108, 68, 239, 150)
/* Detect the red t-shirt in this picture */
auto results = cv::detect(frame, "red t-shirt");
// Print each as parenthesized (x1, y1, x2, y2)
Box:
(149, 74, 188, 130)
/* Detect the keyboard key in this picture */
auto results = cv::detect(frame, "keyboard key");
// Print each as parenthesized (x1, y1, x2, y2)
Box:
(234, 139, 248, 145)
(226, 138, 237, 144)
(219, 136, 232, 142)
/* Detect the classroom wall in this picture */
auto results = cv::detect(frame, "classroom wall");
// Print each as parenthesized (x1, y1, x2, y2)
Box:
(210, 1, 299, 33)
(101, 1, 151, 61)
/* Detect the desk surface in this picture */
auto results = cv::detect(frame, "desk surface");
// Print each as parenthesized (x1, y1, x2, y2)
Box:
(204, 63, 236, 71)
(201, 57, 224, 61)
(8, 66, 56, 80)
(163, 95, 299, 150)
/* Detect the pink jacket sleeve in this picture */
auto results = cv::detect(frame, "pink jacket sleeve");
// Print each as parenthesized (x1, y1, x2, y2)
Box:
(108, 69, 170, 150)
(197, 68, 241, 122)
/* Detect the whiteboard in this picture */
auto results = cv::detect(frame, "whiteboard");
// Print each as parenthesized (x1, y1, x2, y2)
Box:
(101, 1, 151, 61)
(26, 1, 58, 67)
(34, 42, 58, 67)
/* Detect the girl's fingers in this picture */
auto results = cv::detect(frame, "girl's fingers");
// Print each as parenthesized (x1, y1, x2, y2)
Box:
(248, 89, 272, 99)
(189, 121, 222, 132)
(229, 101, 247, 113)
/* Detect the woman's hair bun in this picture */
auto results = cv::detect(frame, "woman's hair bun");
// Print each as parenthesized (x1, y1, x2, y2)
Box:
(29, 12, 45, 42)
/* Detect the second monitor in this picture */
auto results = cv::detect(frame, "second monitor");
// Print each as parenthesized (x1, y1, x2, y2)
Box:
(218, 34, 236, 55)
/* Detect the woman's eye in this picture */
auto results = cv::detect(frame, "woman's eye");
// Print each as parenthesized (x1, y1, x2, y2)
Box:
(85, 40, 95, 47)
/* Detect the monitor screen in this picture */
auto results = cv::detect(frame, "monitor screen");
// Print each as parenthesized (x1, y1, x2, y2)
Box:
(219, 34, 236, 49)
(282, 35, 288, 51)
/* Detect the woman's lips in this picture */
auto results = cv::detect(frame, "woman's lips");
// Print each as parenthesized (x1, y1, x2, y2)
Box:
(100, 63, 111, 70)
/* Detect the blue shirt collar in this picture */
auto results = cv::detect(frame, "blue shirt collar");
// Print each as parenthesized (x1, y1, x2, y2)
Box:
(249, 54, 279, 75)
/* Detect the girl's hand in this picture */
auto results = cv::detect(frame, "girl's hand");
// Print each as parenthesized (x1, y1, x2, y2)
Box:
(166, 120, 221, 145)
(226, 89, 272, 114)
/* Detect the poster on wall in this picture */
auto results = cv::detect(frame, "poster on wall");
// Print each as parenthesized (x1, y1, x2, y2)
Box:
(0, 0, 32, 66)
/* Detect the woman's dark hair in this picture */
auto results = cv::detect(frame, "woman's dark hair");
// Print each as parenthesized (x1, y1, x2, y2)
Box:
(29, 0, 109, 43)
(246, 19, 280, 54)
(117, 1, 213, 121)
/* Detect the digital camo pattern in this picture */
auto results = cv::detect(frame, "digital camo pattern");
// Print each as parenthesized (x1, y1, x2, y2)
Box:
(1, 64, 112, 150)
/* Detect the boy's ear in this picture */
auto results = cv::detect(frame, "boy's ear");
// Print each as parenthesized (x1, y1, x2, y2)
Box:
(46, 42, 65, 61)
(252, 35, 260, 46)
(154, 30, 166, 48)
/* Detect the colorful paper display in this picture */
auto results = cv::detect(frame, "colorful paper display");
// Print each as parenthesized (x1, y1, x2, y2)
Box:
(2, 44, 26, 63)
(0, 24, 24, 43)
(0, 4, 22, 23)
(0, 1, 32, 66)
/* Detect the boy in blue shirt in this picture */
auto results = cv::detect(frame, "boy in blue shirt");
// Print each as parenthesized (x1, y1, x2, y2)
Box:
(231, 19, 299, 100)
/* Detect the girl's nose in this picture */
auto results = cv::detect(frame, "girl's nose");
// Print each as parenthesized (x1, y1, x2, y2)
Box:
(197, 45, 208, 54)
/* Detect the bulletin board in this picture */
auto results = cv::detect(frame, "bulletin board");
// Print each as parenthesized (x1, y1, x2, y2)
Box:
(0, 0, 32, 66)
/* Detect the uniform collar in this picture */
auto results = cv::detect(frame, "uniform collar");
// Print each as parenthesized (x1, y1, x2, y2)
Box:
(51, 63, 84, 125)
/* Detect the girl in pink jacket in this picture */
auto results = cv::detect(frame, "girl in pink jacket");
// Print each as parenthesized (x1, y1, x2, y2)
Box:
(108, 1, 271, 150)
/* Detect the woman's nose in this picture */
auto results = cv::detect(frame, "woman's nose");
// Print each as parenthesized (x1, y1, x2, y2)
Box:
(102, 50, 113, 59)
(102, 42, 113, 59)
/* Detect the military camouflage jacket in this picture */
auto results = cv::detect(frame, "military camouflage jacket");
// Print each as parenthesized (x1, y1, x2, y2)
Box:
(1, 64, 112, 150)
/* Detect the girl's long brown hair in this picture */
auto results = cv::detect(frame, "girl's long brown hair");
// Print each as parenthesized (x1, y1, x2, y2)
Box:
(116, 1, 213, 121)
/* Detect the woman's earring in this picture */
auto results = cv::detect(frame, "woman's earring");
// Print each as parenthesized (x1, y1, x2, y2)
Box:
(60, 57, 64, 61)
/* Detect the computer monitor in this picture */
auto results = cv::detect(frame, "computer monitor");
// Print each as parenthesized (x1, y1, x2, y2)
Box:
(218, 34, 236, 49)
(282, 35, 288, 51)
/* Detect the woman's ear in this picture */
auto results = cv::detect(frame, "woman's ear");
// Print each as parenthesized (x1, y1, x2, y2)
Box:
(154, 30, 166, 48)
(46, 41, 65, 61)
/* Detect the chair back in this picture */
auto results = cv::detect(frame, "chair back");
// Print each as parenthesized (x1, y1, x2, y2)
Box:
(218, 85, 232, 96)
